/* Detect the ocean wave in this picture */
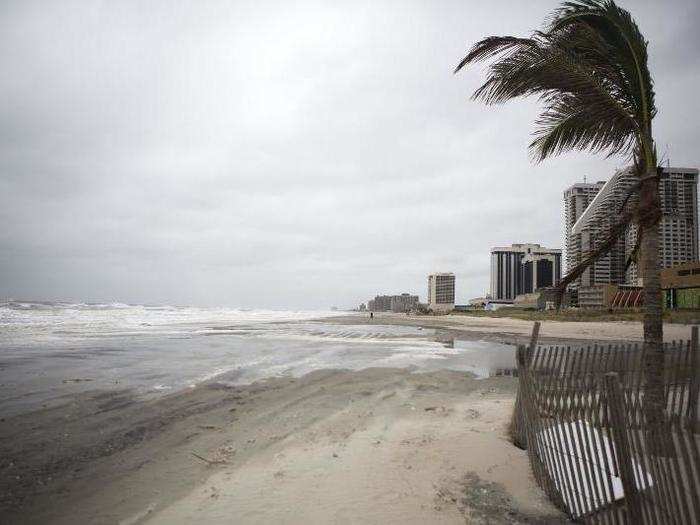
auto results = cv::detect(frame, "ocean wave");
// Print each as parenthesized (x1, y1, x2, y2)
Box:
(0, 300, 135, 311)
(0, 302, 346, 346)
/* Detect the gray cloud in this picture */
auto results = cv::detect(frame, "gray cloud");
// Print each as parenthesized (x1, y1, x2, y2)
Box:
(1, 0, 698, 308)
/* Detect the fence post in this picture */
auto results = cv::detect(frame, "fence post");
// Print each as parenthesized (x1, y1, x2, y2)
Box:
(512, 345, 529, 449)
(511, 323, 539, 449)
(689, 326, 699, 429)
(605, 372, 643, 523)
(529, 321, 541, 357)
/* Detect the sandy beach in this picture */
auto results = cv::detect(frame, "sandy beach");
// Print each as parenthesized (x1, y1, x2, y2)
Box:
(1, 366, 566, 524)
(332, 312, 697, 345)
(3, 311, 697, 523)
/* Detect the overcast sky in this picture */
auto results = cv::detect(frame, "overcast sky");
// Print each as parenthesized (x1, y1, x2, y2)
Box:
(1, 0, 698, 309)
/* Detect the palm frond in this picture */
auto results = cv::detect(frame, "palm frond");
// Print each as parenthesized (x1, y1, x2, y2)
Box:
(454, 0, 655, 165)
(550, 0, 656, 128)
(530, 94, 636, 161)
(453, 36, 538, 74)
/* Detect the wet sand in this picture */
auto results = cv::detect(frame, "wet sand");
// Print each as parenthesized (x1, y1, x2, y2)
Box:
(332, 312, 696, 345)
(0, 367, 566, 524)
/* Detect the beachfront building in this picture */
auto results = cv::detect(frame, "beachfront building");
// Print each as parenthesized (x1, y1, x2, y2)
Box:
(367, 295, 392, 312)
(489, 244, 562, 302)
(563, 180, 606, 275)
(662, 261, 700, 309)
(566, 166, 699, 296)
(627, 167, 699, 284)
(427, 273, 455, 313)
(390, 293, 419, 313)
(368, 293, 419, 312)
(568, 168, 636, 292)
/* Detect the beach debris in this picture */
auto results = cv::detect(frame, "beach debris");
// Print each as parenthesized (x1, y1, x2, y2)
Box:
(62, 378, 93, 383)
(197, 425, 220, 431)
(118, 503, 157, 525)
(479, 387, 498, 396)
(465, 409, 480, 420)
(214, 445, 237, 462)
(191, 452, 228, 466)
(451, 472, 536, 523)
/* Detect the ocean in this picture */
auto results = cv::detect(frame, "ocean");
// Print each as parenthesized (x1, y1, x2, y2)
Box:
(0, 301, 516, 417)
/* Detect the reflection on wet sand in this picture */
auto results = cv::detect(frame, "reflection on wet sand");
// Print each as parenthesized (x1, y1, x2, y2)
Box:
(440, 337, 519, 378)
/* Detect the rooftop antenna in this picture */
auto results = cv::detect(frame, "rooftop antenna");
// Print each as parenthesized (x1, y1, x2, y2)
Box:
(661, 143, 670, 168)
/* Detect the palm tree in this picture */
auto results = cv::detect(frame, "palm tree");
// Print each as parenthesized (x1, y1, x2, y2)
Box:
(455, 0, 665, 441)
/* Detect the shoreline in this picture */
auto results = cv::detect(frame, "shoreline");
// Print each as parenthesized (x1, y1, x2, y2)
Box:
(327, 311, 697, 345)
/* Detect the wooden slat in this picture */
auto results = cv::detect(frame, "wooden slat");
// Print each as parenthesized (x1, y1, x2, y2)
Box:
(514, 333, 700, 524)
(605, 373, 643, 523)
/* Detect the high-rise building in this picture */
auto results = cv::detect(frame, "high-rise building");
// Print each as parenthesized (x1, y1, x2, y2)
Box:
(563, 180, 606, 274)
(627, 167, 699, 284)
(490, 244, 562, 302)
(427, 273, 455, 312)
(566, 166, 699, 291)
(367, 295, 392, 312)
(390, 293, 419, 313)
(568, 169, 636, 290)
(367, 293, 420, 312)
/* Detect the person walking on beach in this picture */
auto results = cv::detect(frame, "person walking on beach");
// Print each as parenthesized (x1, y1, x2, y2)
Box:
(370, 312, 374, 321)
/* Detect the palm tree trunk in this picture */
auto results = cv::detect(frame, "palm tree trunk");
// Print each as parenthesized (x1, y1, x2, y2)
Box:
(639, 170, 666, 454)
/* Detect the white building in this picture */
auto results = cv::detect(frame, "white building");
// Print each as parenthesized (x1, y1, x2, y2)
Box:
(563, 180, 606, 275)
(569, 169, 635, 290)
(427, 273, 455, 313)
(568, 166, 699, 291)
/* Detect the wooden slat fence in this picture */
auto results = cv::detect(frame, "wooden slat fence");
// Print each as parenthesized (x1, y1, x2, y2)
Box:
(514, 326, 700, 524)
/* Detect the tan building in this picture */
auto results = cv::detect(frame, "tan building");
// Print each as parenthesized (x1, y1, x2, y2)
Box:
(367, 295, 392, 312)
(368, 293, 419, 312)
(577, 284, 620, 309)
(390, 293, 419, 313)
(427, 273, 455, 313)
(661, 261, 700, 309)
(577, 284, 644, 309)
